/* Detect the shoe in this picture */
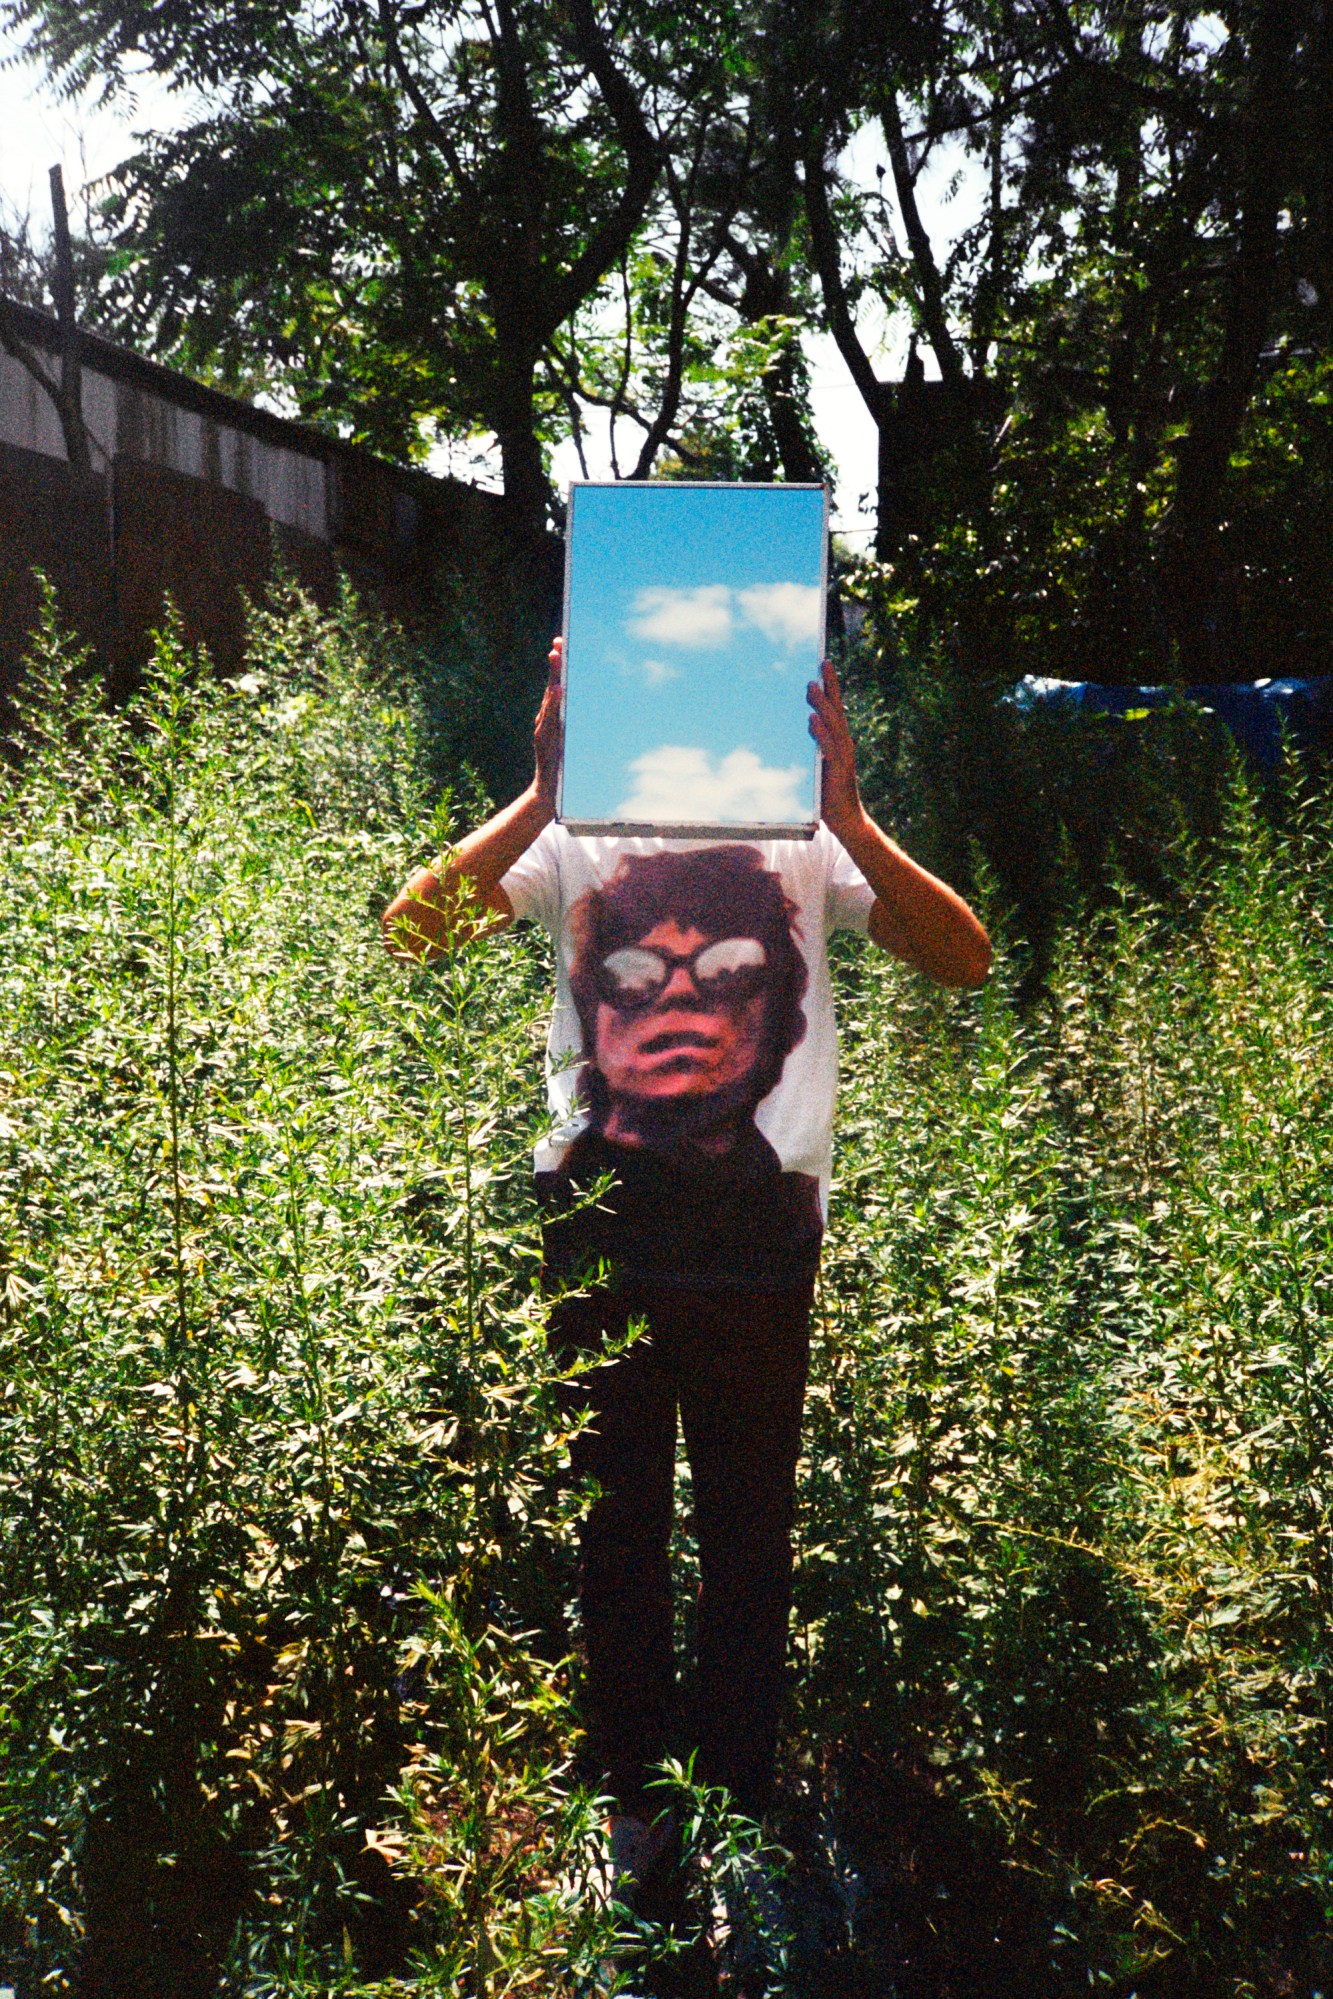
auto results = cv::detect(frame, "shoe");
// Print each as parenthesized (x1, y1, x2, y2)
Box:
(609, 1808, 679, 1900)
(717, 1847, 789, 1997)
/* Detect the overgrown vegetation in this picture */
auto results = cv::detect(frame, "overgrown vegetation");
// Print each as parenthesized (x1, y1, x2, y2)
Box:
(1, 592, 1331, 1996)
(11, 0, 1333, 675)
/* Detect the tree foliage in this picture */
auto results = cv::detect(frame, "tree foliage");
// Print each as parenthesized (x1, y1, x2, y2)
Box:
(768, 0, 1331, 674)
(7, 0, 1331, 670)
(6, 0, 705, 541)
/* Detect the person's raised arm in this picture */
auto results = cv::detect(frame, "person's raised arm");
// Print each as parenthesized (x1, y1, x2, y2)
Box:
(807, 658, 992, 989)
(381, 637, 563, 964)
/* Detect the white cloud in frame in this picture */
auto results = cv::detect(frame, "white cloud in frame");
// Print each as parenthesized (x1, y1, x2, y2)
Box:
(637, 657, 680, 686)
(625, 581, 821, 654)
(737, 582, 822, 648)
(617, 746, 809, 824)
(627, 585, 734, 648)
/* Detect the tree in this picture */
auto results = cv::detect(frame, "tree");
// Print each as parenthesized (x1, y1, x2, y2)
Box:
(775, 0, 1332, 674)
(778, 0, 1032, 560)
(5, 0, 743, 545)
(10, 0, 1330, 675)
(546, 16, 830, 488)
(1005, 0, 1331, 673)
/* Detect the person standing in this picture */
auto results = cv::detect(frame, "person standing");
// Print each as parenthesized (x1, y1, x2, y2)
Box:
(382, 638, 990, 1862)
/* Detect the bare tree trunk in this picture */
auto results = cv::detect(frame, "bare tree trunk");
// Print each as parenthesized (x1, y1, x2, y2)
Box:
(496, 407, 551, 554)
(49, 165, 91, 477)
(800, 133, 898, 543)
(0, 167, 92, 476)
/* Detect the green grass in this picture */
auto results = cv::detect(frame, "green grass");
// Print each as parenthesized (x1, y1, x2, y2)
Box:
(1, 586, 1330, 1996)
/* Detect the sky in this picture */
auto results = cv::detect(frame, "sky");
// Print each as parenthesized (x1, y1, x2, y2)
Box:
(560, 484, 825, 828)
(0, 35, 984, 538)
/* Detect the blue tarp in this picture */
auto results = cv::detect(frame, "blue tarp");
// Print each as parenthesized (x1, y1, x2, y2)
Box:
(1008, 674, 1332, 767)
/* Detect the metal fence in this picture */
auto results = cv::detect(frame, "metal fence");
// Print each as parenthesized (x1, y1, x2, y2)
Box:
(0, 295, 510, 694)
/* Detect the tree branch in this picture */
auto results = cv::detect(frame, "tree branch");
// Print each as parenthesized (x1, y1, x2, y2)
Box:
(541, 0, 663, 338)
(0, 298, 92, 474)
(1170, 0, 1299, 552)
(630, 126, 733, 478)
(492, 0, 547, 253)
(800, 132, 889, 422)
(377, 0, 476, 206)
(881, 91, 966, 389)
(1034, 0, 1213, 126)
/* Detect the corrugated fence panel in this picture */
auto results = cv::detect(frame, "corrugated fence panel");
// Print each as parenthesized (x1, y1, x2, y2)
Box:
(0, 348, 69, 464)
(112, 458, 271, 680)
(2, 299, 516, 689)
(0, 437, 111, 700)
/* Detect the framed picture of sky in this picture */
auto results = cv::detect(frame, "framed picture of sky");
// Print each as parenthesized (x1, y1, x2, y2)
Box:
(558, 481, 828, 839)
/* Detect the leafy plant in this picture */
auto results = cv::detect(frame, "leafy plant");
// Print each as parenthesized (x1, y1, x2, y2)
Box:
(789, 767, 1333, 1994)
(0, 587, 617, 1995)
(2, 587, 1332, 1997)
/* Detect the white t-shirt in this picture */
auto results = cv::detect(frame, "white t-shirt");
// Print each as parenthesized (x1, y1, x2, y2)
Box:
(501, 826, 873, 1279)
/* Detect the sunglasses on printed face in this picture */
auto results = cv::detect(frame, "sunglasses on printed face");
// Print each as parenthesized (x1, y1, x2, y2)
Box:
(597, 935, 769, 1010)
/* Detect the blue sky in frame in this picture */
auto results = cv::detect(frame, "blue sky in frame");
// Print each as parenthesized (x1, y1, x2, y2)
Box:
(560, 484, 825, 827)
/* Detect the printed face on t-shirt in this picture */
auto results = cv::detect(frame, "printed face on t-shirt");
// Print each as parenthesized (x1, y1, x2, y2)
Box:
(592, 917, 771, 1103)
(568, 846, 808, 1151)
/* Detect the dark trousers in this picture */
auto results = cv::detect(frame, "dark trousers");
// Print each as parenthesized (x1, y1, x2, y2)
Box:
(551, 1280, 813, 1822)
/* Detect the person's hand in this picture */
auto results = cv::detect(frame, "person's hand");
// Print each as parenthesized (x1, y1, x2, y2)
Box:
(807, 657, 863, 844)
(534, 636, 563, 813)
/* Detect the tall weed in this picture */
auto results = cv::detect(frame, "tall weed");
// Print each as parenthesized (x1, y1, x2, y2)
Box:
(1, 591, 1331, 1996)
(0, 590, 615, 1996)
(794, 780, 1333, 1993)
